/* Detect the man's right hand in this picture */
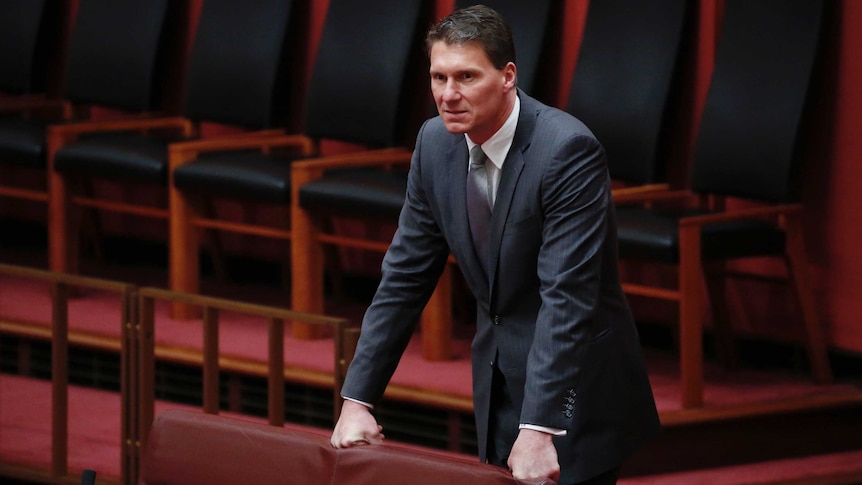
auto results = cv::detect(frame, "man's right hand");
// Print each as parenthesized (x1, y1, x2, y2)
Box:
(331, 399, 385, 448)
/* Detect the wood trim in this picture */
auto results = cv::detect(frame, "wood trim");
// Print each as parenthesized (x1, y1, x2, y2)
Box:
(0, 186, 49, 202)
(678, 204, 802, 227)
(46, 115, 195, 138)
(291, 147, 413, 172)
(167, 132, 315, 158)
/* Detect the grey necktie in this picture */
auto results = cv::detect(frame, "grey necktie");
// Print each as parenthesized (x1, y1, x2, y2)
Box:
(466, 145, 492, 274)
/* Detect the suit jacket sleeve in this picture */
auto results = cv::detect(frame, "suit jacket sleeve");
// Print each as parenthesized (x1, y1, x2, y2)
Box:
(520, 132, 611, 429)
(340, 121, 451, 405)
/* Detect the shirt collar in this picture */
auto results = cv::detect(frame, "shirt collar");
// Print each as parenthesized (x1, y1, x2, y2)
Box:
(465, 94, 520, 170)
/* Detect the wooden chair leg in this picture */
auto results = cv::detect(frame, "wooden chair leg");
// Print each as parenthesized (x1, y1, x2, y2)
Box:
(201, 197, 227, 284)
(678, 224, 704, 408)
(79, 179, 105, 263)
(290, 203, 325, 339)
(48, 165, 76, 275)
(169, 184, 200, 319)
(704, 261, 737, 369)
(784, 215, 833, 384)
(320, 216, 345, 303)
(421, 264, 453, 361)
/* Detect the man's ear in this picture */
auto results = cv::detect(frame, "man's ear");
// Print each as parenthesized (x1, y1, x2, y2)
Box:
(504, 62, 517, 90)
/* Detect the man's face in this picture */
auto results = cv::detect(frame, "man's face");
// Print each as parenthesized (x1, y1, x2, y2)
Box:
(429, 41, 516, 144)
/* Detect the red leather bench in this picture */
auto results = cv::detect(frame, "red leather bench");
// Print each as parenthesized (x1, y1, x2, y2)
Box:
(140, 409, 556, 484)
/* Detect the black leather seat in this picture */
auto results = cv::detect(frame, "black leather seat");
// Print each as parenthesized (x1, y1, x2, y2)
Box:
(55, 132, 186, 184)
(616, 207, 786, 263)
(615, 0, 833, 408)
(0, 118, 51, 167)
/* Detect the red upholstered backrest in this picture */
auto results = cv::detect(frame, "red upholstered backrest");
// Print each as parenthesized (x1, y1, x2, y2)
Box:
(140, 410, 557, 485)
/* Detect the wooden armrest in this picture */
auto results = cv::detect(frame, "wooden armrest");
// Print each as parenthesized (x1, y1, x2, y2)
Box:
(0, 96, 71, 117)
(613, 187, 693, 205)
(169, 132, 315, 159)
(292, 147, 413, 177)
(611, 184, 670, 199)
(47, 115, 195, 140)
(678, 203, 802, 227)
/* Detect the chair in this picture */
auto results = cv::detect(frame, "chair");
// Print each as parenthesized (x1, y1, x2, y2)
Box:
(167, 0, 431, 333)
(46, 0, 302, 283)
(0, 0, 68, 231)
(613, 0, 833, 409)
(289, 0, 558, 359)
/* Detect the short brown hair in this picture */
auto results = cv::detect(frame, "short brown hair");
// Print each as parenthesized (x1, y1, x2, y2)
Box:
(425, 5, 516, 70)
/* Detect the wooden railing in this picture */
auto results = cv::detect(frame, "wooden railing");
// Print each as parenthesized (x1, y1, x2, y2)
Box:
(0, 263, 135, 484)
(0, 263, 358, 485)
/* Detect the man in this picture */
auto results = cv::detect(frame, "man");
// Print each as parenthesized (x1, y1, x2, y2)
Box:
(331, 5, 660, 484)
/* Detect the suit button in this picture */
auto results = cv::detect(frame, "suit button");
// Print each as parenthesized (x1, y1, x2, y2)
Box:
(493, 315, 501, 325)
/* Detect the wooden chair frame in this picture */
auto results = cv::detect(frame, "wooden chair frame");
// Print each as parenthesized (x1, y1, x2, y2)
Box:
(167, 134, 316, 327)
(615, 189, 832, 408)
(45, 117, 298, 279)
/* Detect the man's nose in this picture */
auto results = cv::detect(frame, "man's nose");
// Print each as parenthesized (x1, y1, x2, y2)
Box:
(441, 80, 460, 102)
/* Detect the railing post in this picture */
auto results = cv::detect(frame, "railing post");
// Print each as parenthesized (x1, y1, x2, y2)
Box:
(137, 295, 156, 447)
(50, 281, 69, 479)
(122, 287, 138, 485)
(203, 307, 220, 415)
(268, 317, 285, 426)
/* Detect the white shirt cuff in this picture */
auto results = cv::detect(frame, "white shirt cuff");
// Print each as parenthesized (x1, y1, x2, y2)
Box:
(519, 424, 566, 436)
(342, 396, 374, 410)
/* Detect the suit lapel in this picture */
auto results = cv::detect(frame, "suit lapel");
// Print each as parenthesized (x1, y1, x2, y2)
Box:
(488, 94, 536, 299)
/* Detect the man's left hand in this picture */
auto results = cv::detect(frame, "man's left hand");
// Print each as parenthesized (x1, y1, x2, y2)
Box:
(508, 428, 561, 481)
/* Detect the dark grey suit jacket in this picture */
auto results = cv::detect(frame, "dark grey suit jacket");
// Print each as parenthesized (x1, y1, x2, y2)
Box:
(341, 91, 660, 484)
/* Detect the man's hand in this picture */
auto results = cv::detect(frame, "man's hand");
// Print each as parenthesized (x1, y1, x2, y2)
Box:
(331, 399, 385, 448)
(507, 428, 561, 481)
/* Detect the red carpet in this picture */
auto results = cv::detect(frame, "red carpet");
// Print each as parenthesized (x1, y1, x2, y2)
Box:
(4, 272, 862, 484)
(0, 373, 192, 481)
(1, 274, 858, 410)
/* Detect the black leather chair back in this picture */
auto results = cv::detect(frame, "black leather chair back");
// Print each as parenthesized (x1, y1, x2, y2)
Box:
(566, 0, 690, 186)
(453, 0, 557, 96)
(0, 0, 63, 94)
(183, 0, 299, 129)
(303, 0, 427, 147)
(63, 0, 173, 112)
(691, 0, 826, 203)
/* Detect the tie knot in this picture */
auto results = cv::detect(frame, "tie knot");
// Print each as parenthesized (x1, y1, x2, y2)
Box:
(470, 145, 488, 170)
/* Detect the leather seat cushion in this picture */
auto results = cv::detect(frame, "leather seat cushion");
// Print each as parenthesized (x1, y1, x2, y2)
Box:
(173, 151, 295, 204)
(298, 168, 407, 219)
(53, 132, 182, 184)
(616, 206, 787, 263)
(0, 117, 47, 168)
